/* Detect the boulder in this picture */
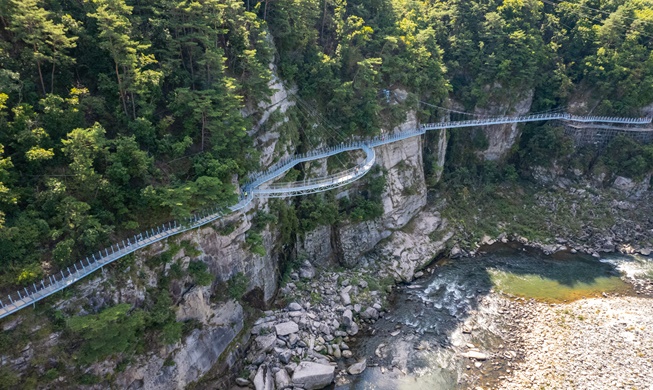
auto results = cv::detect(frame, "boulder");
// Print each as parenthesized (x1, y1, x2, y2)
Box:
(450, 245, 462, 259)
(278, 349, 292, 365)
(287, 302, 302, 311)
(275, 321, 299, 336)
(255, 333, 277, 353)
(347, 321, 359, 336)
(360, 307, 379, 320)
(341, 310, 353, 327)
(347, 359, 367, 375)
(253, 364, 274, 390)
(613, 176, 635, 191)
(291, 361, 335, 390)
(299, 261, 316, 280)
(275, 369, 291, 389)
(340, 292, 351, 306)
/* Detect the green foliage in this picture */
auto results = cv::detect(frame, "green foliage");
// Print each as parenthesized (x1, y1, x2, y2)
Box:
(66, 304, 145, 364)
(297, 195, 339, 232)
(0, 0, 652, 292)
(245, 231, 266, 256)
(227, 272, 249, 300)
(339, 168, 386, 222)
(601, 135, 653, 179)
(0, 0, 270, 288)
(169, 261, 184, 280)
(188, 261, 213, 286)
(179, 240, 201, 258)
(0, 367, 19, 390)
(518, 124, 574, 168)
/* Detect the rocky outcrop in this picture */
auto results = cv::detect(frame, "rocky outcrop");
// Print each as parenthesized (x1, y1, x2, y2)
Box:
(190, 206, 279, 302)
(115, 300, 244, 390)
(298, 225, 334, 267)
(612, 174, 651, 198)
(475, 87, 534, 161)
(337, 112, 428, 265)
(292, 362, 335, 389)
(247, 63, 297, 168)
(369, 207, 453, 282)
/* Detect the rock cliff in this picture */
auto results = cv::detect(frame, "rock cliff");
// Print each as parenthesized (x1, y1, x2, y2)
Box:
(337, 111, 428, 265)
(475, 88, 534, 161)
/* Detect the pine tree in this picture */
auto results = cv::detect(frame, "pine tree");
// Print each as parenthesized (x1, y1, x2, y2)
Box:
(9, 0, 77, 95)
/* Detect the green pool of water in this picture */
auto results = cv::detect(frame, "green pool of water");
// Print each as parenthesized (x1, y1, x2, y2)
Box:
(489, 270, 630, 302)
(485, 250, 633, 302)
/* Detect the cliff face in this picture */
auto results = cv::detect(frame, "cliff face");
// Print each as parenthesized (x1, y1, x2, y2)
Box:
(475, 88, 534, 161)
(337, 112, 428, 265)
(115, 298, 245, 390)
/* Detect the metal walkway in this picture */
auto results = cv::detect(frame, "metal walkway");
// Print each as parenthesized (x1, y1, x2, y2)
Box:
(1, 113, 651, 319)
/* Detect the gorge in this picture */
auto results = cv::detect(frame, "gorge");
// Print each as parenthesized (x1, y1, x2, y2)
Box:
(1, 0, 653, 389)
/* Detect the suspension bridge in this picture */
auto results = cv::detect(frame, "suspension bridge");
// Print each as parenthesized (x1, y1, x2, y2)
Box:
(0, 112, 651, 319)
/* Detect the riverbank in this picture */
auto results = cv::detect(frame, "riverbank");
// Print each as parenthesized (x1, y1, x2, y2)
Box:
(494, 295, 653, 390)
(458, 253, 653, 390)
(228, 244, 653, 390)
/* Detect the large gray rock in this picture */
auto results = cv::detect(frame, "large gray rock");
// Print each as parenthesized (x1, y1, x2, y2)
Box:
(347, 359, 367, 375)
(292, 361, 335, 389)
(275, 369, 291, 389)
(287, 302, 302, 311)
(347, 321, 359, 336)
(342, 309, 353, 327)
(275, 321, 299, 336)
(360, 307, 379, 320)
(254, 364, 274, 390)
(337, 118, 428, 266)
(255, 333, 277, 353)
(474, 88, 533, 161)
(462, 351, 489, 360)
(340, 291, 351, 306)
(278, 349, 292, 365)
(299, 260, 316, 280)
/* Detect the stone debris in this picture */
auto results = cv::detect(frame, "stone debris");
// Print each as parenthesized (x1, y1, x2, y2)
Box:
(498, 297, 653, 390)
(253, 364, 274, 390)
(240, 260, 394, 389)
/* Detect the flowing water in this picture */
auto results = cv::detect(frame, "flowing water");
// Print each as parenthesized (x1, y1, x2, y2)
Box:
(337, 244, 651, 390)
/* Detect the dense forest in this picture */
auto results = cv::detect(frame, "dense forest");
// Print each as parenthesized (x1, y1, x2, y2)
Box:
(0, 0, 652, 288)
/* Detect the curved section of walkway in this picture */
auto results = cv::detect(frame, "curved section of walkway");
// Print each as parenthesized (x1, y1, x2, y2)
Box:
(254, 145, 375, 198)
(1, 112, 651, 319)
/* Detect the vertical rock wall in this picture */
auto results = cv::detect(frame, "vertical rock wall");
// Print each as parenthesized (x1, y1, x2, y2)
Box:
(476, 88, 534, 161)
(335, 112, 428, 265)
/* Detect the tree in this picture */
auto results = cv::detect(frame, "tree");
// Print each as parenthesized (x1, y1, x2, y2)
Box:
(9, 0, 77, 94)
(87, 0, 162, 119)
(67, 304, 145, 364)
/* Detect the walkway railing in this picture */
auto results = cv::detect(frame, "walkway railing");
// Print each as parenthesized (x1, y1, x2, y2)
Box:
(254, 145, 375, 197)
(0, 112, 650, 319)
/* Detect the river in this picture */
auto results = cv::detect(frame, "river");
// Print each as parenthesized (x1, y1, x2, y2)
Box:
(336, 244, 652, 389)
